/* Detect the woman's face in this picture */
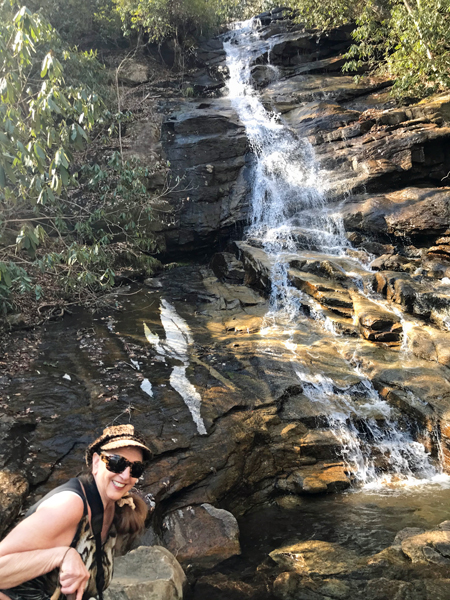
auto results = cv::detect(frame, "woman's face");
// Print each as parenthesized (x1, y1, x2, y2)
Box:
(92, 446, 143, 504)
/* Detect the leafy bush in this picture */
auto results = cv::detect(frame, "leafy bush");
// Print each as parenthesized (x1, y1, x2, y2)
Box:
(0, 3, 160, 317)
(113, 0, 273, 46)
(27, 0, 123, 45)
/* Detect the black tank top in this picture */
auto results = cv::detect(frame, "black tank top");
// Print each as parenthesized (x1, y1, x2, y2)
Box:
(0, 478, 117, 600)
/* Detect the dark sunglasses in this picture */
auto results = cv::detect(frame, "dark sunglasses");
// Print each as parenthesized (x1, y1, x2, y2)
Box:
(100, 453, 146, 478)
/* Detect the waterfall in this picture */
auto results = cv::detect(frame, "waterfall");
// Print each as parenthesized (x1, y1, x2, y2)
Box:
(297, 371, 440, 489)
(223, 21, 442, 488)
(224, 22, 348, 314)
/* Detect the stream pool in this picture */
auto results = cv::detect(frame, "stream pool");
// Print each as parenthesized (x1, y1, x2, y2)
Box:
(191, 484, 450, 599)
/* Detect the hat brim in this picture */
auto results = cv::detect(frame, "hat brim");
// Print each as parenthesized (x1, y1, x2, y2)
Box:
(100, 438, 151, 461)
(85, 424, 152, 466)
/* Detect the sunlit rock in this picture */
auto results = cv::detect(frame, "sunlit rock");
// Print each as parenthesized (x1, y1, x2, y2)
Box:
(349, 292, 401, 344)
(270, 540, 360, 575)
(0, 470, 29, 538)
(401, 527, 450, 565)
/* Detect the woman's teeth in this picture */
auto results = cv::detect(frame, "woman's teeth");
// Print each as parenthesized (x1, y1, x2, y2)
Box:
(113, 481, 125, 489)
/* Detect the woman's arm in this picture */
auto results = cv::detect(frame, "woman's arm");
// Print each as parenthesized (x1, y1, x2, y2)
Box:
(0, 546, 70, 588)
(0, 491, 89, 600)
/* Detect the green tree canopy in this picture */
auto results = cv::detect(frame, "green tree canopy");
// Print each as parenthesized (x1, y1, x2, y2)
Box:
(113, 0, 273, 45)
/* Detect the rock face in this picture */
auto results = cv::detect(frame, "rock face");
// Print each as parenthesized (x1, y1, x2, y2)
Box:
(162, 503, 241, 568)
(114, 16, 450, 262)
(270, 521, 450, 600)
(110, 13, 450, 267)
(210, 252, 246, 284)
(157, 100, 251, 254)
(104, 546, 186, 600)
(0, 470, 29, 538)
(5, 15, 450, 593)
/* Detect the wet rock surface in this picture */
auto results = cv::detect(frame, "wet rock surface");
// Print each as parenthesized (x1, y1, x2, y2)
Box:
(110, 16, 450, 264)
(2, 261, 450, 522)
(4, 14, 450, 600)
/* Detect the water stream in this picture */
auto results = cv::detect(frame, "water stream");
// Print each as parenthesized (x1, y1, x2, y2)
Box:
(225, 21, 349, 319)
(223, 21, 443, 488)
(4, 20, 450, 600)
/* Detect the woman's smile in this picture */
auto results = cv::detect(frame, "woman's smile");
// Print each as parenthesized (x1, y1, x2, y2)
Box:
(112, 480, 126, 489)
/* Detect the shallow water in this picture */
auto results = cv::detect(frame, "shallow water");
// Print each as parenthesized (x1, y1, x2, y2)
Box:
(240, 485, 450, 561)
(4, 272, 450, 600)
(190, 484, 450, 599)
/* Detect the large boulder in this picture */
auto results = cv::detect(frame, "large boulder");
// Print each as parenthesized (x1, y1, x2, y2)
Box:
(117, 58, 151, 86)
(104, 546, 186, 600)
(162, 503, 241, 568)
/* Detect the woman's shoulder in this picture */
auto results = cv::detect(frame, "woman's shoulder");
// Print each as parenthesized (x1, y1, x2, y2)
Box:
(36, 490, 85, 516)
(0, 483, 86, 556)
(21, 478, 87, 528)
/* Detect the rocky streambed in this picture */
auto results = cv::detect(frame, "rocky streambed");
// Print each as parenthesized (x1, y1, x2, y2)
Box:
(4, 9, 450, 600)
(3, 265, 450, 599)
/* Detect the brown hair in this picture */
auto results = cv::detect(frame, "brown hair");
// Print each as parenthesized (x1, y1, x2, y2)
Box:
(114, 492, 148, 537)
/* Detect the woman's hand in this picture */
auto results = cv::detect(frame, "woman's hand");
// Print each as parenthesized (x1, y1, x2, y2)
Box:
(59, 548, 90, 600)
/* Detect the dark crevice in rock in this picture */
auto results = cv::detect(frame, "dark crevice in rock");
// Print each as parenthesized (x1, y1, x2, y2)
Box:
(209, 403, 254, 428)
(27, 440, 82, 495)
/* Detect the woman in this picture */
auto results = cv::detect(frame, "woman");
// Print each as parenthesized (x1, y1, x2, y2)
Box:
(0, 424, 150, 600)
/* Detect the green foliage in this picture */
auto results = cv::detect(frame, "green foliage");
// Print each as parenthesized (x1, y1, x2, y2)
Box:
(0, 261, 35, 314)
(113, 0, 272, 45)
(27, 0, 123, 45)
(0, 3, 160, 317)
(77, 150, 162, 257)
(0, 3, 103, 212)
(383, 0, 450, 97)
(287, 0, 450, 98)
(286, 0, 359, 29)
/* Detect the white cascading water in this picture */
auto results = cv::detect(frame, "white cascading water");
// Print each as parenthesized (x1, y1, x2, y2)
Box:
(297, 370, 443, 489)
(224, 21, 442, 488)
(224, 21, 348, 315)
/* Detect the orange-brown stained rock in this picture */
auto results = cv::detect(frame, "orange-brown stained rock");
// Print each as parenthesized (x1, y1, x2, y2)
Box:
(0, 471, 29, 538)
(270, 540, 360, 575)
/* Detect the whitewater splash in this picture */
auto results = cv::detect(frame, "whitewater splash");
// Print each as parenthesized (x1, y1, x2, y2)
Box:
(224, 20, 444, 488)
(296, 370, 442, 490)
